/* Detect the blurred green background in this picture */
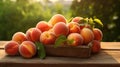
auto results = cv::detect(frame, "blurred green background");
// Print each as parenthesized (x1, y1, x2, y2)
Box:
(0, 0, 120, 41)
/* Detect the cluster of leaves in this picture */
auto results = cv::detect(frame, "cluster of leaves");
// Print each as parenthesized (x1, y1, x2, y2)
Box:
(71, 0, 120, 41)
(81, 18, 103, 28)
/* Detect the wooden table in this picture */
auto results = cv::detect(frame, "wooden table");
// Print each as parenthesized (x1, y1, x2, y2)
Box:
(0, 41, 120, 67)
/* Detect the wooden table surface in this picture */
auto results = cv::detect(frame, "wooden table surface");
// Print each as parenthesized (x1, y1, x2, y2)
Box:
(0, 41, 120, 67)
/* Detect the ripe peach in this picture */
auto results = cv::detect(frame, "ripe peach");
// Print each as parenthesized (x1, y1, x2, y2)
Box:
(93, 28, 103, 41)
(72, 17, 83, 23)
(91, 40, 101, 53)
(12, 32, 27, 44)
(36, 21, 52, 32)
(4, 41, 19, 56)
(40, 31, 56, 45)
(53, 22, 69, 37)
(26, 28, 42, 42)
(80, 28, 94, 45)
(19, 41, 37, 58)
(67, 33, 83, 46)
(67, 22, 81, 34)
(48, 14, 67, 26)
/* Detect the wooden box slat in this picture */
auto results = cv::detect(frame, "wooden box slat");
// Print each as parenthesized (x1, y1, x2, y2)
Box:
(44, 45, 91, 58)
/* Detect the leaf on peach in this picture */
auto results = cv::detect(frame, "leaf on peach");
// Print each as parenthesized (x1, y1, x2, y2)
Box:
(67, 39, 74, 45)
(54, 35, 67, 48)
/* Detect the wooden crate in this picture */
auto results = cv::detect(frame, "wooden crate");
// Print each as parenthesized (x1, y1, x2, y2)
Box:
(44, 44, 92, 58)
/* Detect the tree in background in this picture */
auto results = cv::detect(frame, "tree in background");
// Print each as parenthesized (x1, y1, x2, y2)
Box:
(0, 0, 71, 40)
(71, 0, 120, 41)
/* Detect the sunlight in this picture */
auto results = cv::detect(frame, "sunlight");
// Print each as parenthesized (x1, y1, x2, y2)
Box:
(49, 0, 59, 3)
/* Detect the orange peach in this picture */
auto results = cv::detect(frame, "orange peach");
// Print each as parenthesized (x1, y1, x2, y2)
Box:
(72, 17, 83, 23)
(48, 14, 67, 26)
(40, 31, 56, 45)
(93, 28, 103, 41)
(53, 22, 69, 37)
(80, 28, 94, 45)
(67, 33, 83, 46)
(26, 28, 42, 42)
(67, 22, 81, 34)
(12, 32, 27, 44)
(4, 41, 19, 56)
(36, 21, 52, 32)
(19, 41, 37, 58)
(91, 40, 101, 53)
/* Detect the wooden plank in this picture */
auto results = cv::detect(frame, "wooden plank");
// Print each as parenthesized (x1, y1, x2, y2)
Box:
(0, 50, 120, 67)
(44, 45, 91, 58)
(1, 41, 120, 50)
(0, 41, 8, 49)
(101, 42, 120, 50)
(0, 50, 119, 63)
(1, 41, 120, 67)
(0, 63, 120, 67)
(1, 62, 118, 67)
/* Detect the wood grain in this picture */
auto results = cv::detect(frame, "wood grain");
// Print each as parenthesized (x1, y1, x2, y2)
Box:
(1, 41, 120, 50)
(1, 41, 120, 67)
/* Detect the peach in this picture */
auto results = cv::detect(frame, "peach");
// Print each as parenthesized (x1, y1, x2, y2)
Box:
(36, 21, 52, 32)
(40, 31, 56, 45)
(80, 28, 94, 45)
(72, 17, 83, 23)
(4, 41, 19, 56)
(19, 41, 37, 58)
(53, 22, 69, 37)
(67, 33, 83, 46)
(48, 14, 67, 26)
(67, 22, 81, 34)
(12, 32, 27, 44)
(84, 24, 92, 30)
(91, 40, 101, 53)
(26, 28, 42, 42)
(93, 28, 103, 41)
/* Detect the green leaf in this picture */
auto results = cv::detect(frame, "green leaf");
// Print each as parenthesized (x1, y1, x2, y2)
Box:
(54, 35, 67, 48)
(94, 18, 103, 27)
(83, 18, 89, 23)
(67, 39, 74, 45)
(67, 17, 73, 23)
(89, 18, 94, 25)
(35, 42, 46, 59)
(88, 18, 95, 29)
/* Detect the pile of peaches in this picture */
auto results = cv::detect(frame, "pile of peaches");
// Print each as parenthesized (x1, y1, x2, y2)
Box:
(4, 14, 103, 59)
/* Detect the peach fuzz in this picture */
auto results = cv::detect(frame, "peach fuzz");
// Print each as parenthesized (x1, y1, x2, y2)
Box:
(53, 22, 69, 37)
(93, 28, 103, 41)
(72, 17, 83, 23)
(67, 33, 83, 46)
(67, 22, 81, 34)
(26, 28, 42, 42)
(4, 41, 19, 56)
(48, 14, 67, 26)
(80, 28, 94, 45)
(40, 31, 56, 45)
(19, 41, 37, 58)
(36, 21, 52, 32)
(12, 32, 27, 44)
(91, 40, 101, 53)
